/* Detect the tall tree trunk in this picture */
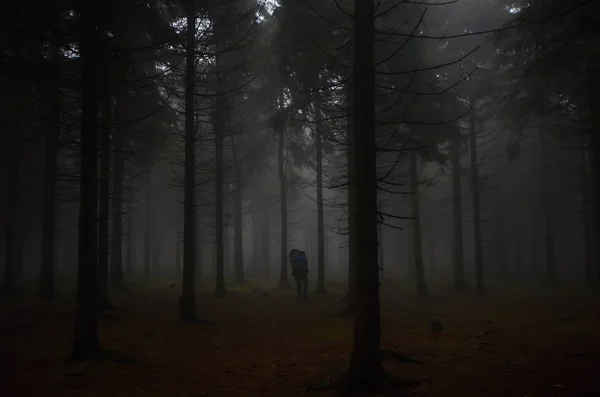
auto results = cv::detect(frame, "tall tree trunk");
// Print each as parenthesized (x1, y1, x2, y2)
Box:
(346, 0, 385, 388)
(214, 103, 226, 297)
(39, 43, 61, 300)
(540, 129, 557, 286)
(315, 102, 327, 293)
(125, 198, 133, 275)
(2, 136, 19, 296)
(452, 126, 467, 290)
(109, 129, 124, 289)
(251, 201, 261, 275)
(72, 0, 102, 359)
(277, 104, 291, 290)
(175, 226, 182, 276)
(581, 147, 593, 287)
(180, 1, 197, 321)
(469, 102, 485, 295)
(233, 181, 244, 283)
(587, 71, 600, 292)
(144, 191, 151, 277)
(260, 202, 270, 278)
(97, 77, 112, 309)
(341, 82, 356, 312)
(410, 152, 428, 297)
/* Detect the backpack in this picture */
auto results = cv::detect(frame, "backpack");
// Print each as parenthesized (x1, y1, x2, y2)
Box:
(292, 255, 308, 274)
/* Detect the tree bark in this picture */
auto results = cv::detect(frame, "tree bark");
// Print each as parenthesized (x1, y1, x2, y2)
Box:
(180, 0, 197, 321)
(451, 126, 467, 290)
(72, 0, 102, 359)
(233, 180, 244, 283)
(540, 129, 557, 286)
(2, 134, 19, 296)
(315, 102, 327, 293)
(277, 101, 291, 290)
(410, 152, 428, 297)
(39, 42, 61, 300)
(342, 82, 356, 312)
(346, 0, 385, 388)
(469, 101, 485, 295)
(260, 202, 270, 278)
(587, 71, 600, 292)
(581, 147, 593, 287)
(97, 76, 112, 308)
(125, 198, 133, 275)
(144, 191, 152, 277)
(109, 129, 125, 289)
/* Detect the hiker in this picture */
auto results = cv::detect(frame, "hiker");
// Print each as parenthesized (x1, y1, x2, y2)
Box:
(291, 250, 309, 302)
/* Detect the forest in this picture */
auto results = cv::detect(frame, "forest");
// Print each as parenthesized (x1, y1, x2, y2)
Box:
(1, 0, 599, 396)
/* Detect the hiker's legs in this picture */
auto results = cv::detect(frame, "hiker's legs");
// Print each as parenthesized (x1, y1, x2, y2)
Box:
(302, 275, 308, 302)
(295, 276, 302, 300)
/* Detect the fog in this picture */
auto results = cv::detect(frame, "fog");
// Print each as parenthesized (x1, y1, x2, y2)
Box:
(1, 0, 599, 395)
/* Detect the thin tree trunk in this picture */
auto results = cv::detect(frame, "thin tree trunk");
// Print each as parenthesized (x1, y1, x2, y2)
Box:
(180, 1, 197, 321)
(97, 79, 111, 308)
(277, 100, 291, 290)
(144, 191, 151, 277)
(469, 101, 485, 295)
(341, 82, 355, 311)
(315, 102, 327, 293)
(346, 0, 385, 388)
(581, 147, 593, 287)
(214, 51, 226, 297)
(125, 198, 133, 275)
(410, 152, 428, 297)
(175, 227, 182, 276)
(2, 137, 19, 296)
(233, 180, 244, 283)
(540, 129, 557, 286)
(452, 126, 467, 290)
(109, 129, 124, 289)
(72, 0, 102, 359)
(260, 202, 270, 278)
(251, 201, 261, 275)
(39, 43, 61, 300)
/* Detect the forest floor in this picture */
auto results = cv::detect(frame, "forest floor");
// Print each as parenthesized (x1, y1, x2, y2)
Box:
(1, 279, 600, 397)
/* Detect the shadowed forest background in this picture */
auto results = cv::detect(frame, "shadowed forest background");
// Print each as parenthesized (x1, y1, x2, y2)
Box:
(1, 0, 600, 396)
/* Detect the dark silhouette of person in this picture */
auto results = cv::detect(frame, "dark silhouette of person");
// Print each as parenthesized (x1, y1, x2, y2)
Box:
(291, 250, 308, 302)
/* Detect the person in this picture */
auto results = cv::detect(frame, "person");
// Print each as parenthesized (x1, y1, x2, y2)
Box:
(291, 250, 309, 302)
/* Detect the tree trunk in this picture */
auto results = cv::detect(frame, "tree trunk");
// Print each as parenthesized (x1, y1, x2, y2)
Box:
(125, 198, 133, 275)
(214, 99, 226, 297)
(451, 126, 467, 290)
(251, 201, 261, 275)
(72, 0, 102, 359)
(180, 1, 197, 321)
(315, 102, 327, 293)
(175, 227, 182, 276)
(97, 79, 111, 308)
(233, 180, 244, 283)
(260, 202, 270, 278)
(2, 136, 19, 296)
(346, 0, 385, 389)
(581, 147, 593, 287)
(469, 102, 485, 295)
(109, 129, 124, 289)
(587, 71, 600, 292)
(39, 40, 61, 300)
(342, 82, 356, 312)
(410, 152, 428, 297)
(540, 129, 557, 286)
(277, 102, 291, 290)
(144, 191, 151, 277)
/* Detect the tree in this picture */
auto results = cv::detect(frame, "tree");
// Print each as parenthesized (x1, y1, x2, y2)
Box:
(72, 0, 105, 360)
(180, 0, 198, 322)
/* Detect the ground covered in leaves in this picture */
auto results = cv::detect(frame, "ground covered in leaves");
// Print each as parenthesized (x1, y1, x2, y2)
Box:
(1, 280, 600, 397)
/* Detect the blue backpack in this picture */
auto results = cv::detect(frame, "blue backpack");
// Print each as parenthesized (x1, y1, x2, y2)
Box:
(292, 255, 308, 274)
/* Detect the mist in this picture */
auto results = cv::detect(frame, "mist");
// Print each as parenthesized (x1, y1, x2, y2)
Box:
(1, 0, 599, 395)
